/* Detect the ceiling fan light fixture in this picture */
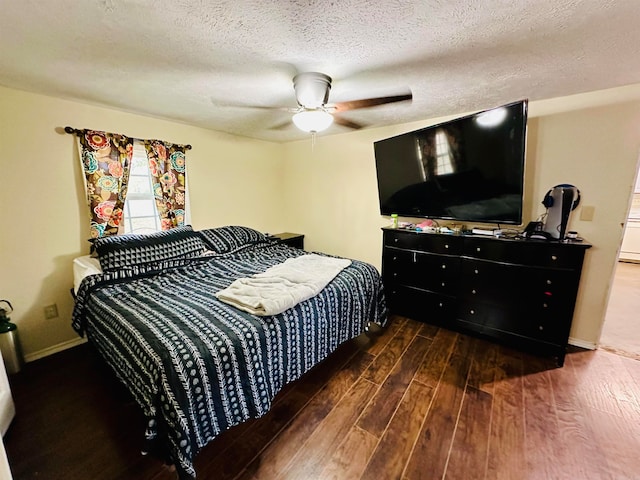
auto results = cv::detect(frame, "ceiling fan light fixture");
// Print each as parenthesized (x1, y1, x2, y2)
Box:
(292, 110, 334, 133)
(293, 72, 332, 108)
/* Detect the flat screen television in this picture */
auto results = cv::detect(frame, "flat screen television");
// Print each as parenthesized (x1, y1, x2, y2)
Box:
(374, 99, 528, 225)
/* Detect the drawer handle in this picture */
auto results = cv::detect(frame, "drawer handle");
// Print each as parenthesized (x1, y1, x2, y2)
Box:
(474, 269, 479, 274)
(543, 303, 548, 308)
(539, 325, 544, 331)
(445, 244, 449, 249)
(551, 255, 558, 261)
(441, 282, 446, 287)
(439, 302, 443, 307)
(393, 273, 398, 277)
(394, 238, 398, 243)
(476, 247, 481, 252)
(472, 289, 476, 294)
(546, 279, 552, 285)
(441, 264, 446, 269)
(470, 309, 475, 315)
(393, 256, 397, 261)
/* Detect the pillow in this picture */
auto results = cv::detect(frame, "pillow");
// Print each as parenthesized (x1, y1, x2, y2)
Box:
(72, 255, 103, 294)
(197, 226, 267, 254)
(92, 225, 206, 271)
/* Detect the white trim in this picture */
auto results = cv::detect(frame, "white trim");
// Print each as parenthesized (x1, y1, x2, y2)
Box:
(568, 337, 596, 350)
(24, 336, 88, 363)
(22, 334, 598, 361)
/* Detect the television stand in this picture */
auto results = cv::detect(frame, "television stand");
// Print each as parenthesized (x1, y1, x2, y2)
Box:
(381, 227, 591, 366)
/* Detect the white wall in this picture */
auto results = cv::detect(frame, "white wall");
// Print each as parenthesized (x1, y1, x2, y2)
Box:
(281, 87, 640, 347)
(0, 86, 284, 360)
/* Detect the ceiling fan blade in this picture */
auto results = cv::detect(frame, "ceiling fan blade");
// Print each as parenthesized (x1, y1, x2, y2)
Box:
(211, 99, 298, 112)
(333, 116, 365, 130)
(269, 119, 293, 130)
(332, 92, 412, 112)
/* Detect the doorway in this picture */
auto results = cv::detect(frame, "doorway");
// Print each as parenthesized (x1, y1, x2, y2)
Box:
(599, 165, 640, 359)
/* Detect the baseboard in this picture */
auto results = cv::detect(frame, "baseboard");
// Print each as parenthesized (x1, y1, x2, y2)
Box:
(568, 337, 596, 350)
(22, 334, 597, 362)
(619, 257, 640, 264)
(24, 336, 88, 363)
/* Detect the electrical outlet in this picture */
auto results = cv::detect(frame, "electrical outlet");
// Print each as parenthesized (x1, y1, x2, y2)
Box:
(44, 304, 58, 319)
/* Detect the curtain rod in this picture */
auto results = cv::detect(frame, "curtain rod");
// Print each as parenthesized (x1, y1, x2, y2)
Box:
(64, 126, 192, 150)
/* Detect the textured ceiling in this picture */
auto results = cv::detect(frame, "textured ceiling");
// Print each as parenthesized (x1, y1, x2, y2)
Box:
(2, 0, 640, 142)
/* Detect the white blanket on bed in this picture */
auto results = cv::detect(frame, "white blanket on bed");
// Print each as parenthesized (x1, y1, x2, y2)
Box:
(215, 254, 352, 316)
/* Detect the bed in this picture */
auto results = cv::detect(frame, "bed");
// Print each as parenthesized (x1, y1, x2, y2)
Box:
(71, 225, 387, 479)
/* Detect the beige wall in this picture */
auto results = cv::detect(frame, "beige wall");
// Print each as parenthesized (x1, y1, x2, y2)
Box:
(282, 87, 640, 347)
(0, 86, 284, 360)
(1, 83, 639, 359)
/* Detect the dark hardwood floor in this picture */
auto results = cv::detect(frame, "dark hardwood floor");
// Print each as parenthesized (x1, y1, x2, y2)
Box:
(5, 316, 640, 479)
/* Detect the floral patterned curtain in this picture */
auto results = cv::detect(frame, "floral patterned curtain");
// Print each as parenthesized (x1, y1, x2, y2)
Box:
(143, 140, 187, 230)
(79, 130, 133, 238)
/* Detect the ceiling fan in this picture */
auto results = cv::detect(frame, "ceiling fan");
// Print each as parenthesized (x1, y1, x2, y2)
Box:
(216, 72, 412, 133)
(287, 72, 412, 133)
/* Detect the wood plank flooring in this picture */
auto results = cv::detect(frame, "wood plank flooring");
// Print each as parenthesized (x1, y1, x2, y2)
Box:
(5, 315, 640, 479)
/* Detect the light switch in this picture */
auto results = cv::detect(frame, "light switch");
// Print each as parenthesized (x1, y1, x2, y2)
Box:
(580, 205, 595, 221)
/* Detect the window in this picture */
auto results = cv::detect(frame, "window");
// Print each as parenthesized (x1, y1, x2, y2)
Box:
(122, 141, 161, 234)
(435, 129, 454, 175)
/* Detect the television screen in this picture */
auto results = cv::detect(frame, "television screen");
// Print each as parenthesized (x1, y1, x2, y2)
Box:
(374, 100, 528, 225)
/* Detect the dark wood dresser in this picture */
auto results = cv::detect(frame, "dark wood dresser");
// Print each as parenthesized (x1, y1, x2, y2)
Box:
(381, 227, 591, 365)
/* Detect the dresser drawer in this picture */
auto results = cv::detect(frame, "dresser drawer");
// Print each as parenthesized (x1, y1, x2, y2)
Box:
(458, 259, 519, 303)
(524, 244, 586, 269)
(382, 248, 414, 276)
(384, 248, 460, 294)
(523, 284, 577, 329)
(385, 284, 455, 324)
(456, 298, 571, 345)
(523, 313, 567, 345)
(384, 230, 461, 254)
(462, 237, 585, 269)
(456, 301, 520, 335)
(459, 259, 579, 306)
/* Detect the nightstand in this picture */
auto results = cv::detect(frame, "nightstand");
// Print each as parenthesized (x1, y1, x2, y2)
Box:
(270, 232, 304, 249)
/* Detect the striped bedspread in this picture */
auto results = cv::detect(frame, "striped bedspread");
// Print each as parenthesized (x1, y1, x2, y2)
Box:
(72, 242, 387, 479)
